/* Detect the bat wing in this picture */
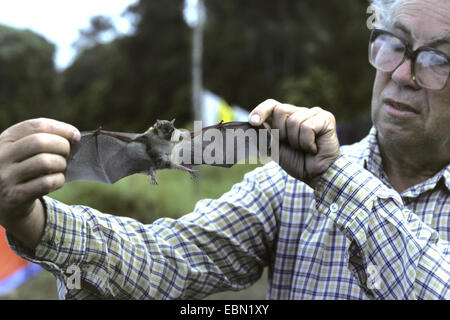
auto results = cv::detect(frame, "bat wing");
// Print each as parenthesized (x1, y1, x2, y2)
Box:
(173, 121, 272, 168)
(65, 130, 155, 184)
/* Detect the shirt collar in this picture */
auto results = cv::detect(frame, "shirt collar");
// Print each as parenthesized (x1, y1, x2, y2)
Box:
(361, 127, 392, 187)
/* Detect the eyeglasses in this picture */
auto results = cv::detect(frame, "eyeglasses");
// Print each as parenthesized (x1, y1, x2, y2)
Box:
(369, 29, 450, 90)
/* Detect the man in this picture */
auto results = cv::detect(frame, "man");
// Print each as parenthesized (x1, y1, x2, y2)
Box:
(0, 0, 448, 299)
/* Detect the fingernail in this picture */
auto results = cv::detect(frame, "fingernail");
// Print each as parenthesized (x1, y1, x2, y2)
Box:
(72, 129, 81, 143)
(249, 114, 260, 125)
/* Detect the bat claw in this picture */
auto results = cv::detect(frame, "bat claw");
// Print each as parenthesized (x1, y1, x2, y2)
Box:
(93, 126, 103, 135)
(189, 170, 200, 181)
(171, 163, 200, 180)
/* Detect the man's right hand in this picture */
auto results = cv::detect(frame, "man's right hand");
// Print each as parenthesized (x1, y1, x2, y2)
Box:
(0, 118, 80, 240)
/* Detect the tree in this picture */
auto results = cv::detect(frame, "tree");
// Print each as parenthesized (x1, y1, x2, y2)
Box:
(202, 0, 374, 123)
(73, 15, 117, 52)
(0, 24, 59, 130)
(62, 0, 192, 131)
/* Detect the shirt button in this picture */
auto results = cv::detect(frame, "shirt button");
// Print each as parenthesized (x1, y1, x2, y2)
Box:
(330, 203, 339, 213)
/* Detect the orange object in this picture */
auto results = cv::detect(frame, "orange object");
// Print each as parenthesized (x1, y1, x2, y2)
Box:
(0, 226, 42, 295)
(0, 227, 30, 281)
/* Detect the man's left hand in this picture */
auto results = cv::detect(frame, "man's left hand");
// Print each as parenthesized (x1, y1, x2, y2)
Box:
(249, 99, 341, 187)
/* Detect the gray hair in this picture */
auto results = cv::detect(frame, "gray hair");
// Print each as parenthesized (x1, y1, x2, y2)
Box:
(370, 0, 407, 29)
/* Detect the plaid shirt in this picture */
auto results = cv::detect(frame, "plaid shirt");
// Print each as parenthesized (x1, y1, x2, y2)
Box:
(7, 127, 450, 299)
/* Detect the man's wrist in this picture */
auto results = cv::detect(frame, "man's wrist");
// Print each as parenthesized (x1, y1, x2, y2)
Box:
(307, 155, 341, 189)
(4, 198, 47, 251)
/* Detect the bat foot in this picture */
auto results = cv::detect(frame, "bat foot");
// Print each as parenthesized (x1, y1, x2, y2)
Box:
(171, 163, 200, 180)
(172, 163, 197, 174)
(148, 169, 158, 185)
(189, 170, 200, 181)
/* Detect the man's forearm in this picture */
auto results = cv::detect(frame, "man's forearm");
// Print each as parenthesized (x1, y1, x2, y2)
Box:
(3, 199, 46, 251)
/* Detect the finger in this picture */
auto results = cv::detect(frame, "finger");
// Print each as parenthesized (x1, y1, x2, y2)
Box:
(285, 113, 300, 149)
(278, 144, 306, 180)
(299, 119, 318, 154)
(7, 133, 71, 163)
(10, 153, 67, 184)
(285, 107, 322, 150)
(7, 173, 66, 204)
(262, 122, 272, 131)
(249, 99, 285, 126)
(273, 104, 302, 141)
(298, 110, 332, 154)
(0, 118, 80, 144)
(249, 99, 299, 141)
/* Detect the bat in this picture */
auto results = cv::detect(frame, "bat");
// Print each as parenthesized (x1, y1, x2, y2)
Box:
(64, 119, 273, 185)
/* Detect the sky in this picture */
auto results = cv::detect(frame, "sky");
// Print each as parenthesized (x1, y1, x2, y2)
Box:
(0, 0, 138, 69)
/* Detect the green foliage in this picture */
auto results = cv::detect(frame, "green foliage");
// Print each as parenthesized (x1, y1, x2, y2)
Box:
(58, 0, 191, 132)
(202, 0, 374, 123)
(59, 41, 129, 129)
(0, 24, 59, 130)
(73, 15, 117, 52)
(280, 66, 342, 115)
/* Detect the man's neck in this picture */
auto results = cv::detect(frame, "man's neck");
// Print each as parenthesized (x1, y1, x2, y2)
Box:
(379, 142, 448, 193)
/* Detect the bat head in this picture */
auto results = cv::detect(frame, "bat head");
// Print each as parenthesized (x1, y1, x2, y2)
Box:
(153, 119, 175, 141)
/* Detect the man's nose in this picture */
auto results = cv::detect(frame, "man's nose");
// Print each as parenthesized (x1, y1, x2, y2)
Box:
(391, 59, 421, 90)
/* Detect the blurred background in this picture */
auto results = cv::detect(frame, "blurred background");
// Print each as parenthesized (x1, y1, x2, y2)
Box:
(0, 0, 374, 299)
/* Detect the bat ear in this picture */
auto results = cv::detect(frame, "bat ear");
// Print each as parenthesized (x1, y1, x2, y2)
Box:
(171, 119, 176, 124)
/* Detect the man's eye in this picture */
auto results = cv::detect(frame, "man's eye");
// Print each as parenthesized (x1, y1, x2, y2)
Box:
(424, 53, 447, 65)
(388, 43, 405, 53)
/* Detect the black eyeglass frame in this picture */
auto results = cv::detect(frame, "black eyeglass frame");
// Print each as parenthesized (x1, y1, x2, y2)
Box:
(369, 28, 450, 90)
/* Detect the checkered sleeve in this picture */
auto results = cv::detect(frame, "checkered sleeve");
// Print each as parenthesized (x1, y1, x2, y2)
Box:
(6, 162, 285, 299)
(315, 155, 450, 299)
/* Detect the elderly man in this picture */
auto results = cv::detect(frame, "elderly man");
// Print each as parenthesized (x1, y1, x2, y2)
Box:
(0, 0, 448, 299)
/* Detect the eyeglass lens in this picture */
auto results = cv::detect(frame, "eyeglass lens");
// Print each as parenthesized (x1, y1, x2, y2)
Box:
(415, 51, 449, 89)
(369, 31, 449, 90)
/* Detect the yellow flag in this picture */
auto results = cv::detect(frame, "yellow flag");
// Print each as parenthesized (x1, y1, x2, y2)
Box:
(202, 90, 248, 126)
(218, 99, 234, 123)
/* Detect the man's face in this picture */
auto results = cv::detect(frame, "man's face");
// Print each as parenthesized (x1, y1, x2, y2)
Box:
(371, 0, 450, 156)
